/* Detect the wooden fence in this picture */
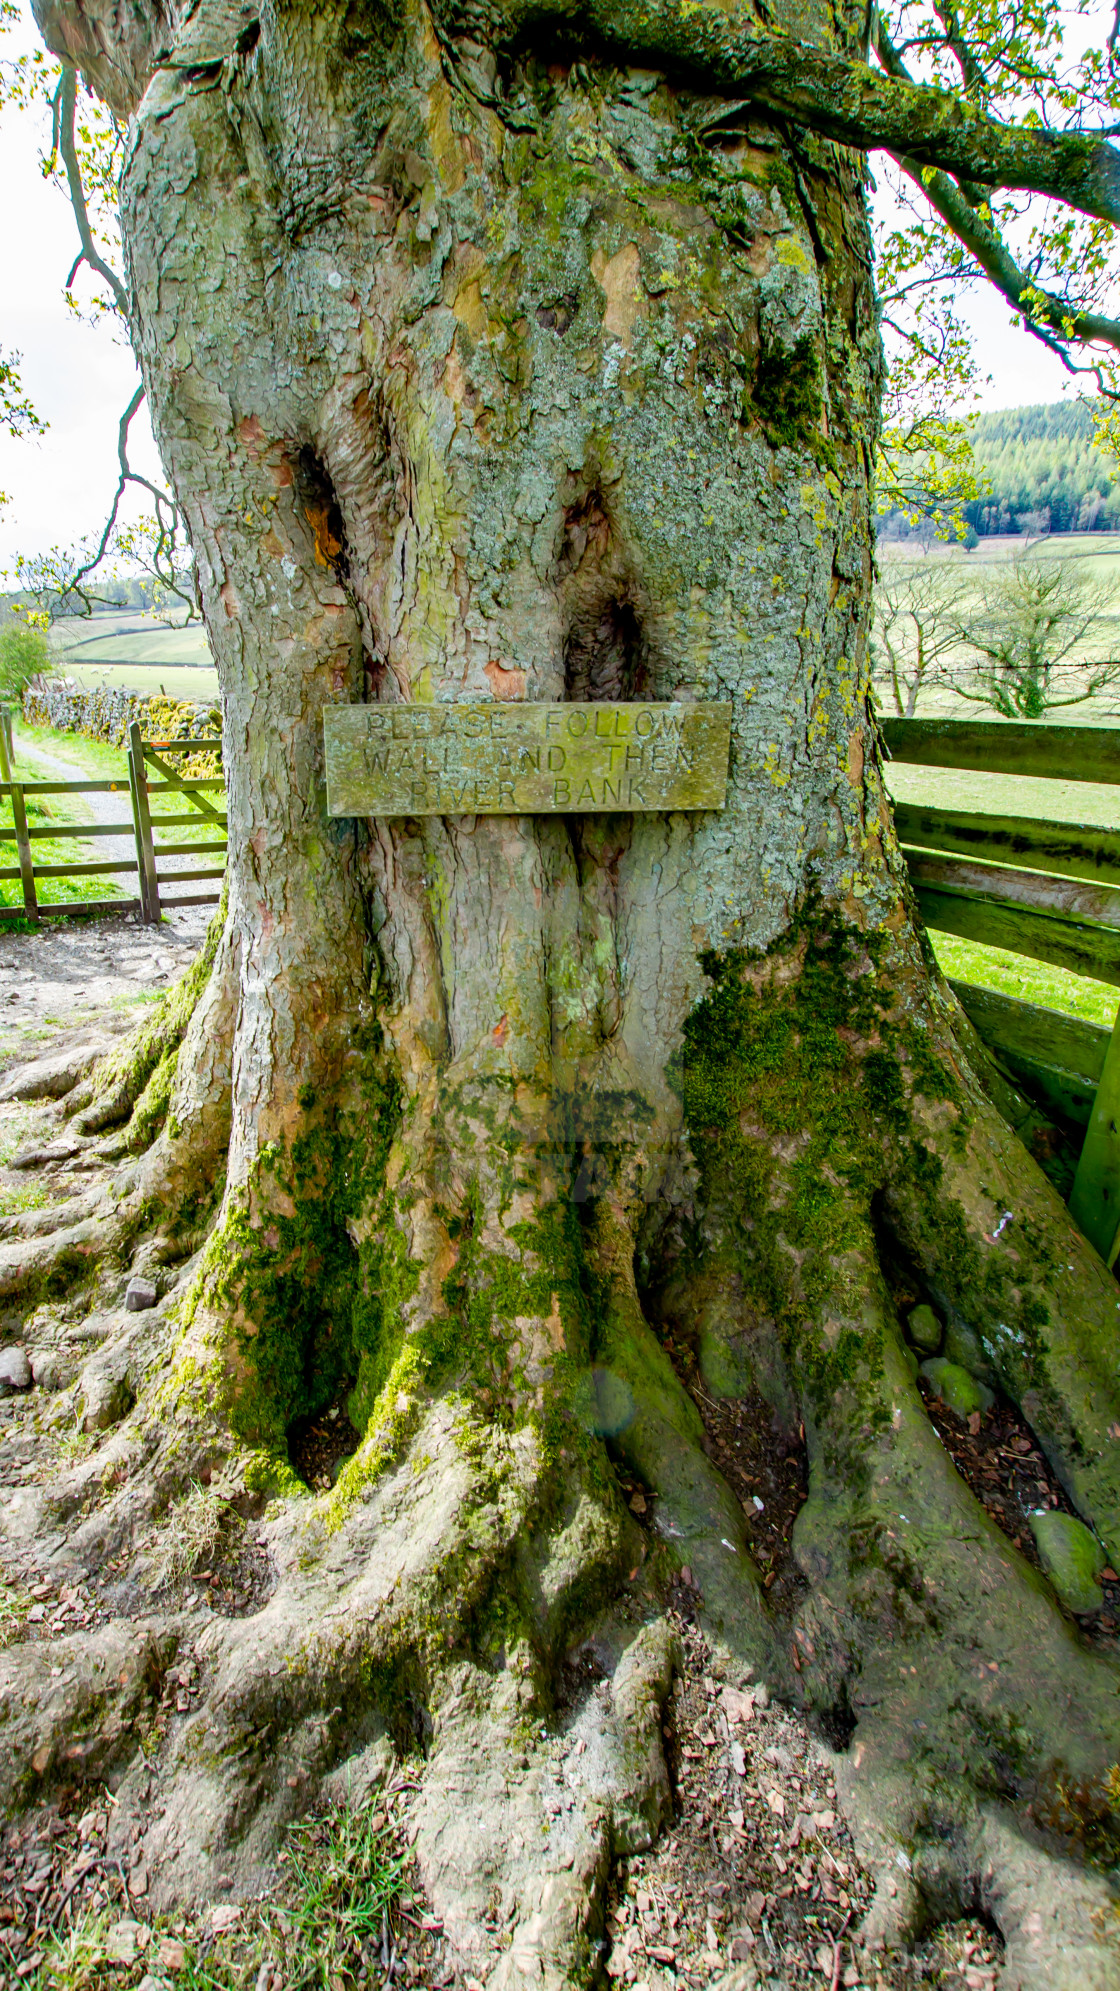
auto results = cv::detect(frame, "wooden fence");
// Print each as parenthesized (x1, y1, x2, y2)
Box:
(0, 717, 225, 927)
(882, 716, 1120, 1265)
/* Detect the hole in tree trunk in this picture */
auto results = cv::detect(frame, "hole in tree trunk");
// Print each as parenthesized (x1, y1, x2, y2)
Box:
(564, 595, 645, 702)
(287, 1391, 361, 1492)
(295, 446, 351, 585)
(559, 487, 648, 701)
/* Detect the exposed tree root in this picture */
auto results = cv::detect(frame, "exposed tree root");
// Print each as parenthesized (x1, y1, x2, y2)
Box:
(4, 916, 1120, 1989)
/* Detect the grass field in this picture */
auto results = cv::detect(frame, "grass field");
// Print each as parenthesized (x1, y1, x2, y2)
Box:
(49, 609, 218, 701)
(876, 530, 1120, 725)
(51, 608, 211, 666)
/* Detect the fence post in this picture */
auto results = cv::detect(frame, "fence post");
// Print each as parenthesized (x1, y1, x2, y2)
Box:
(128, 722, 160, 924)
(1069, 1005, 1120, 1265)
(9, 782, 37, 919)
(0, 709, 12, 784)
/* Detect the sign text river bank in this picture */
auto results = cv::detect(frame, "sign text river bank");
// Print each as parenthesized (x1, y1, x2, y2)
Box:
(323, 702, 732, 816)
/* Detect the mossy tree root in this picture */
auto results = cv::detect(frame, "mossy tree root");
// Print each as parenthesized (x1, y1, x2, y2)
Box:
(658, 920, 1120, 1977)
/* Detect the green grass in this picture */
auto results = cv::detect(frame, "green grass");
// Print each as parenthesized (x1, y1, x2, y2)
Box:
(929, 931, 1119, 1028)
(47, 609, 217, 701)
(51, 608, 212, 667)
(29, 1796, 408, 1990)
(62, 663, 220, 700)
(15, 721, 129, 780)
(0, 743, 126, 914)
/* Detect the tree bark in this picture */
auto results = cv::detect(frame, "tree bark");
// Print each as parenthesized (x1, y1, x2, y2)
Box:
(8, 2, 1120, 1984)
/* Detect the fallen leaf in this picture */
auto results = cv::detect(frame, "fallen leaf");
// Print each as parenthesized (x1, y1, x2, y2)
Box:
(767, 1789, 786, 1819)
(629, 1492, 647, 1516)
(729, 1742, 747, 1777)
(156, 1940, 187, 1970)
(679, 1565, 692, 1587)
(210, 1905, 241, 1935)
(30, 1745, 50, 1775)
(815, 1943, 834, 1973)
(968, 1412, 981, 1437)
(814, 1808, 836, 1831)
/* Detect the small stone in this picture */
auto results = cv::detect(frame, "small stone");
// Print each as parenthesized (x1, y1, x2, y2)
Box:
(1029, 1510, 1106, 1614)
(919, 1358, 994, 1421)
(907, 1304, 942, 1353)
(125, 1277, 159, 1312)
(105, 1921, 146, 1964)
(0, 1347, 32, 1391)
(156, 1941, 187, 1971)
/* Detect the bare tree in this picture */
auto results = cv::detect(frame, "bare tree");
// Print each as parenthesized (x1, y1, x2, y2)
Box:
(873, 559, 967, 715)
(954, 555, 1120, 717)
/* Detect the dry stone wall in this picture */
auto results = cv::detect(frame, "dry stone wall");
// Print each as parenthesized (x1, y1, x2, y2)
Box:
(21, 676, 220, 748)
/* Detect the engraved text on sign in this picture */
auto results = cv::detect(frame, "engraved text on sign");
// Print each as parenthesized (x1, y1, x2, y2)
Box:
(323, 702, 732, 816)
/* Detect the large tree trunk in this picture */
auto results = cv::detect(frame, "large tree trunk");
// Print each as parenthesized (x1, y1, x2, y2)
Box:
(9, 2, 1120, 1983)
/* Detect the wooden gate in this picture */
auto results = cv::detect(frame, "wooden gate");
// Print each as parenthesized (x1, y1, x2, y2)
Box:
(0, 716, 225, 927)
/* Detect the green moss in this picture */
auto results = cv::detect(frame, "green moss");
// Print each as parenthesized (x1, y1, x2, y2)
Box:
(126, 1045, 179, 1151)
(80, 883, 227, 1144)
(673, 914, 965, 1448)
(323, 1339, 428, 1529)
(1029, 1510, 1106, 1616)
(752, 336, 834, 465)
(191, 1028, 404, 1461)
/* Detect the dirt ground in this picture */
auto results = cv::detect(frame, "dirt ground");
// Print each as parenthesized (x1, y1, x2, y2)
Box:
(0, 912, 204, 1069)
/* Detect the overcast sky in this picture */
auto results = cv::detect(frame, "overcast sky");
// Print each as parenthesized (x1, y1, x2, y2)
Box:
(0, 2, 1095, 569)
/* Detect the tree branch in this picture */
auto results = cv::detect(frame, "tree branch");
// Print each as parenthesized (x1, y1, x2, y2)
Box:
(53, 383, 195, 618)
(575, 5, 1120, 223)
(56, 63, 128, 317)
(894, 155, 1120, 359)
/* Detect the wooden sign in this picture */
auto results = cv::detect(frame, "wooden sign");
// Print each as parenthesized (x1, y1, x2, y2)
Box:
(323, 701, 732, 817)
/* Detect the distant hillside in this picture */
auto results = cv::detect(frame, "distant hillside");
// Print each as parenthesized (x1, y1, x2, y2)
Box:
(965, 402, 1119, 535)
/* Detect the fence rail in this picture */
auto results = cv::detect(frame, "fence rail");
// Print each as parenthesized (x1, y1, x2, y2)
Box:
(883, 715, 1120, 1266)
(0, 716, 225, 927)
